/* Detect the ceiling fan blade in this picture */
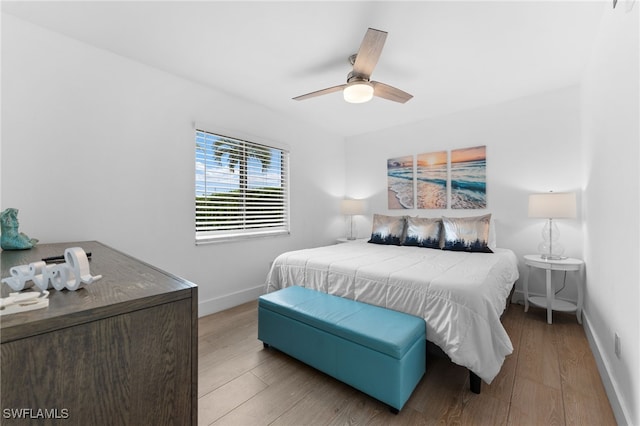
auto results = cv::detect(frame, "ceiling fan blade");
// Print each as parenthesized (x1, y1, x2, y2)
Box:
(372, 81, 413, 104)
(352, 28, 388, 78)
(293, 84, 346, 101)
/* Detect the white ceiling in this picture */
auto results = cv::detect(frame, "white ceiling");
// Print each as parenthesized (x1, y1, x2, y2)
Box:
(2, 1, 605, 138)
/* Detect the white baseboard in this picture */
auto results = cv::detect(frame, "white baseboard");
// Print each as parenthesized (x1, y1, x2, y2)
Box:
(582, 311, 631, 426)
(198, 284, 264, 318)
(511, 289, 526, 304)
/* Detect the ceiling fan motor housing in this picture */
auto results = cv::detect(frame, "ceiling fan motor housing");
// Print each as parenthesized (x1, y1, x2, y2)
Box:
(347, 71, 369, 84)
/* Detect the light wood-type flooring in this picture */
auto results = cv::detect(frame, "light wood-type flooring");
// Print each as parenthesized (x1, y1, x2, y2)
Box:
(198, 301, 616, 425)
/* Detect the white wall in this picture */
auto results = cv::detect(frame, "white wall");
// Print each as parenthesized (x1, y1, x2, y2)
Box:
(581, 2, 639, 425)
(1, 14, 346, 316)
(3, 6, 637, 422)
(345, 85, 585, 302)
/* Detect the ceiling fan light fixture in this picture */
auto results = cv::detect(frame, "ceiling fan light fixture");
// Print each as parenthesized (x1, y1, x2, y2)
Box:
(343, 81, 374, 103)
(293, 28, 412, 104)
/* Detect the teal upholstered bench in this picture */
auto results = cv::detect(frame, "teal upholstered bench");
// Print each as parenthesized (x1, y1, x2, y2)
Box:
(258, 286, 426, 412)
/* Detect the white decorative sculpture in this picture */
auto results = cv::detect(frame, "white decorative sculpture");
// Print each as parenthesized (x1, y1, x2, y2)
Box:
(0, 291, 49, 316)
(3, 264, 36, 291)
(1, 247, 102, 292)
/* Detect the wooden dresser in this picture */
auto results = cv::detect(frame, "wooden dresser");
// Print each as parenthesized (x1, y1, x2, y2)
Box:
(1, 241, 198, 425)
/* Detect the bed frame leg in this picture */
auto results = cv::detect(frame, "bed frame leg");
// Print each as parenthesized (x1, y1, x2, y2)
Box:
(469, 371, 481, 394)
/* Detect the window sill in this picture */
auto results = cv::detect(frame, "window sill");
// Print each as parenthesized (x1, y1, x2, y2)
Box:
(195, 229, 290, 245)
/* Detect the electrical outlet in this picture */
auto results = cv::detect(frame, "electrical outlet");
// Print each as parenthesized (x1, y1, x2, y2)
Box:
(614, 333, 621, 359)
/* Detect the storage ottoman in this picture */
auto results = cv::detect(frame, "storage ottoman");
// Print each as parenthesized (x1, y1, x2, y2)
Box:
(258, 286, 426, 412)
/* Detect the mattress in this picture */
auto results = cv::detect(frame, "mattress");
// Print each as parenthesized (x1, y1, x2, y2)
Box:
(265, 241, 519, 383)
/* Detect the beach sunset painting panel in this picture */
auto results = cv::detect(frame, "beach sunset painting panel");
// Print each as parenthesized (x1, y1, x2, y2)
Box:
(417, 151, 448, 209)
(387, 156, 414, 209)
(451, 145, 487, 209)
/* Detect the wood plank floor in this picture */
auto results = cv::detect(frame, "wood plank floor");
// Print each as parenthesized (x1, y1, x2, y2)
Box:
(198, 301, 616, 425)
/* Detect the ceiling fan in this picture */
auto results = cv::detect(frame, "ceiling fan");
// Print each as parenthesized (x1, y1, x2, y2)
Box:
(293, 28, 413, 104)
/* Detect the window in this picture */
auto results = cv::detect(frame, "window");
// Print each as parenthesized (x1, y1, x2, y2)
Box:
(195, 128, 289, 244)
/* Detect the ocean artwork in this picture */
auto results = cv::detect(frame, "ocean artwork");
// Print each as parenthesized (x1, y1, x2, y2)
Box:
(451, 145, 487, 209)
(417, 151, 448, 209)
(387, 156, 414, 209)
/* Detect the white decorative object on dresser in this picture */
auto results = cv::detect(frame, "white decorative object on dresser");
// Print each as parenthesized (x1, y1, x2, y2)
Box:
(523, 254, 584, 325)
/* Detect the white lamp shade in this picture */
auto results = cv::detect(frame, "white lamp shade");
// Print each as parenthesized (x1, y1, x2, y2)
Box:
(528, 192, 577, 218)
(343, 82, 374, 103)
(340, 199, 365, 215)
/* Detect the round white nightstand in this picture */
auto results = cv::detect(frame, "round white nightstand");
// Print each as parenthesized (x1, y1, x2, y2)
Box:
(523, 254, 584, 325)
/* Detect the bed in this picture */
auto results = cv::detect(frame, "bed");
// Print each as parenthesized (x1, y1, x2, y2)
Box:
(264, 223, 519, 387)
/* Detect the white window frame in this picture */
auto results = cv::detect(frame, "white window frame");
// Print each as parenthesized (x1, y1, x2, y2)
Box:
(195, 125, 290, 245)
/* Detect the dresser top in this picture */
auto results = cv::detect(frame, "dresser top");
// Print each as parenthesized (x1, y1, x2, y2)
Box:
(1, 241, 197, 343)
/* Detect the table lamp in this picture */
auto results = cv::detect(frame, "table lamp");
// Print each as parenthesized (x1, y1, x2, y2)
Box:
(340, 199, 365, 240)
(528, 191, 577, 260)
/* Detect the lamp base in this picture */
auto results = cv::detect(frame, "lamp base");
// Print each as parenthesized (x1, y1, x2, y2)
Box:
(346, 215, 358, 240)
(537, 220, 565, 260)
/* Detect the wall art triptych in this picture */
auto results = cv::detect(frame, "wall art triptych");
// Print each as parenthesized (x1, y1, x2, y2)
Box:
(387, 145, 487, 210)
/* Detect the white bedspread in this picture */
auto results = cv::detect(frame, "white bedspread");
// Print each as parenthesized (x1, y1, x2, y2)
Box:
(265, 242, 519, 383)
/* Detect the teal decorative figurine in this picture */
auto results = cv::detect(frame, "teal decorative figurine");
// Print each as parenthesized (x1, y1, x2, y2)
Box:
(0, 208, 38, 250)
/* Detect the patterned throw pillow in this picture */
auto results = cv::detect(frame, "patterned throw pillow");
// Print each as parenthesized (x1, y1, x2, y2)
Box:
(442, 214, 493, 253)
(368, 214, 407, 245)
(403, 217, 442, 249)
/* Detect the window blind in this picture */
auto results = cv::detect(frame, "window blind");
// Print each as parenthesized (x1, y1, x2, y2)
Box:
(195, 129, 289, 243)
